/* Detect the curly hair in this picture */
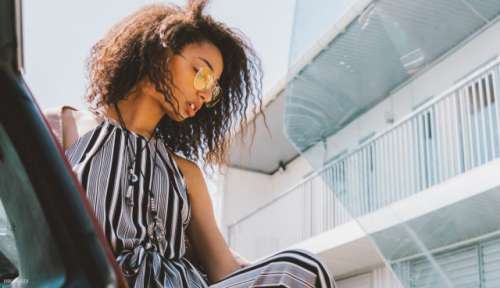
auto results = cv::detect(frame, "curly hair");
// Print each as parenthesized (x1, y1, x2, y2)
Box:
(86, 0, 263, 166)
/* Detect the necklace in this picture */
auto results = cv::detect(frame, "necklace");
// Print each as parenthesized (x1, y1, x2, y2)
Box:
(114, 105, 166, 250)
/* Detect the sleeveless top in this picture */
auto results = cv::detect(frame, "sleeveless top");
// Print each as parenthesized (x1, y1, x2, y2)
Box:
(65, 118, 209, 287)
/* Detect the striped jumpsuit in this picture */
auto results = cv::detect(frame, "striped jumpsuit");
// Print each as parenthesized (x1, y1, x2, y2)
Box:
(66, 119, 335, 287)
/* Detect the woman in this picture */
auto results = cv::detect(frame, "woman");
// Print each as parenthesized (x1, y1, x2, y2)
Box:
(46, 1, 335, 287)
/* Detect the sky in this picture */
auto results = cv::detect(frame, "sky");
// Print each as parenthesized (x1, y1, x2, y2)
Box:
(22, 0, 295, 110)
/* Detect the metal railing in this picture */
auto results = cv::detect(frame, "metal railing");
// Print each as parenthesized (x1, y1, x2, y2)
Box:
(228, 59, 500, 260)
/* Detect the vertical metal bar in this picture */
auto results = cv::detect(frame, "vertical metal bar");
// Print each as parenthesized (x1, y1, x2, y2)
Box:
(336, 161, 342, 225)
(379, 135, 385, 207)
(424, 111, 431, 187)
(398, 127, 404, 200)
(430, 104, 444, 184)
(308, 181, 312, 237)
(349, 155, 355, 218)
(409, 118, 417, 195)
(325, 169, 330, 231)
(371, 142, 377, 212)
(333, 164, 338, 227)
(320, 173, 324, 233)
(390, 130, 396, 202)
(389, 131, 394, 203)
(464, 85, 476, 169)
(478, 77, 490, 162)
(396, 126, 404, 199)
(384, 134, 390, 205)
(405, 122, 413, 196)
(493, 67, 500, 157)
(447, 96, 457, 178)
(443, 99, 451, 180)
(485, 71, 499, 158)
(458, 88, 469, 171)
(444, 96, 454, 178)
(471, 82, 483, 165)
(368, 145, 373, 213)
(399, 124, 406, 197)
(364, 147, 369, 214)
(363, 145, 371, 214)
(339, 161, 344, 225)
(416, 113, 426, 190)
(323, 171, 327, 233)
(371, 143, 377, 212)
(345, 156, 351, 219)
(418, 114, 426, 190)
(376, 137, 383, 209)
(360, 148, 366, 215)
(355, 152, 360, 216)
(367, 145, 372, 213)
(331, 165, 336, 229)
(402, 123, 410, 197)
(367, 146, 371, 213)
(428, 109, 435, 186)
(389, 129, 396, 203)
(441, 98, 449, 179)
(326, 167, 330, 230)
(358, 151, 364, 215)
(301, 184, 305, 241)
(435, 101, 445, 181)
(485, 74, 496, 161)
(452, 89, 465, 175)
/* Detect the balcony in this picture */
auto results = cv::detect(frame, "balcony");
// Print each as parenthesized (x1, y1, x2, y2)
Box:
(284, 0, 500, 152)
(228, 58, 500, 266)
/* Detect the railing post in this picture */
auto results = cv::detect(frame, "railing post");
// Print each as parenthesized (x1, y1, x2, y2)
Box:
(484, 73, 496, 161)
(494, 66, 500, 157)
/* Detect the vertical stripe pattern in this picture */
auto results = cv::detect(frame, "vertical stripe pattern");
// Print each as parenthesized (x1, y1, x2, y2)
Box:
(66, 119, 335, 287)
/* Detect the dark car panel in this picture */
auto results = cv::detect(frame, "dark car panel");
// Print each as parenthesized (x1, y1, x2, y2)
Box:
(0, 0, 127, 286)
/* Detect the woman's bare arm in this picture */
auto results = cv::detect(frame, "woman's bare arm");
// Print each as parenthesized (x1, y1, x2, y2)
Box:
(172, 155, 240, 283)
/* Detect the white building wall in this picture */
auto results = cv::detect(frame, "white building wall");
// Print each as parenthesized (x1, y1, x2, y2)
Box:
(221, 167, 272, 228)
(223, 19, 500, 232)
(221, 6, 500, 287)
(222, 18, 500, 239)
(337, 266, 403, 288)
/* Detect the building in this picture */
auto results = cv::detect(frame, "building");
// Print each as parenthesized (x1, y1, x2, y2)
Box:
(218, 0, 500, 287)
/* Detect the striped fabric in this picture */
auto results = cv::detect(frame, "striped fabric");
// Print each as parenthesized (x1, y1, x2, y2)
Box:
(66, 119, 335, 287)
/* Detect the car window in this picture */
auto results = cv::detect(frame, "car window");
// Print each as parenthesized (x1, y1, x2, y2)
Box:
(0, 124, 65, 287)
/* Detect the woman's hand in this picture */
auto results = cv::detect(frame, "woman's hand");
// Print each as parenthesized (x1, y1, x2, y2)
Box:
(230, 248, 251, 268)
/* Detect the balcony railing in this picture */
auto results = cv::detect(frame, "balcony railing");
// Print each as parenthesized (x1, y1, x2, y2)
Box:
(228, 58, 500, 260)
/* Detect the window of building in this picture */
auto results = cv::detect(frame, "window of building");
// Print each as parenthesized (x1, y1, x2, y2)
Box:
(393, 236, 500, 288)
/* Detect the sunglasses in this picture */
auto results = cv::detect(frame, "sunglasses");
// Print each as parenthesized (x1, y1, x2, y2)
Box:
(178, 54, 222, 108)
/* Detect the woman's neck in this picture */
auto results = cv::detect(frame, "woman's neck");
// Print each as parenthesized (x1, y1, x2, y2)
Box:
(105, 86, 165, 139)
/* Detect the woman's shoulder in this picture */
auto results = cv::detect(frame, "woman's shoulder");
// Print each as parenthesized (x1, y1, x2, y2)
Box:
(171, 154, 201, 176)
(43, 105, 103, 150)
(170, 154, 206, 188)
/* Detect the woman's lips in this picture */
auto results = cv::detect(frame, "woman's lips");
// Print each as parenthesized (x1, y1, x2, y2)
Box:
(185, 102, 197, 117)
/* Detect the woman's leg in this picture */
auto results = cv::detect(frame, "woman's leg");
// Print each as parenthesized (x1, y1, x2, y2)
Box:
(209, 249, 335, 288)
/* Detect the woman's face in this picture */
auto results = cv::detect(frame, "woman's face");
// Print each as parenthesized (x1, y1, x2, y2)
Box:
(157, 41, 224, 122)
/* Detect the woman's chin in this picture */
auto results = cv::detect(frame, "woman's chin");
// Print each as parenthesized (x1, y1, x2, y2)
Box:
(175, 113, 189, 122)
(162, 108, 187, 122)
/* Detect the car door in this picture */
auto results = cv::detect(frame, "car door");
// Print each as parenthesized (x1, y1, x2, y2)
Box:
(0, 0, 127, 286)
